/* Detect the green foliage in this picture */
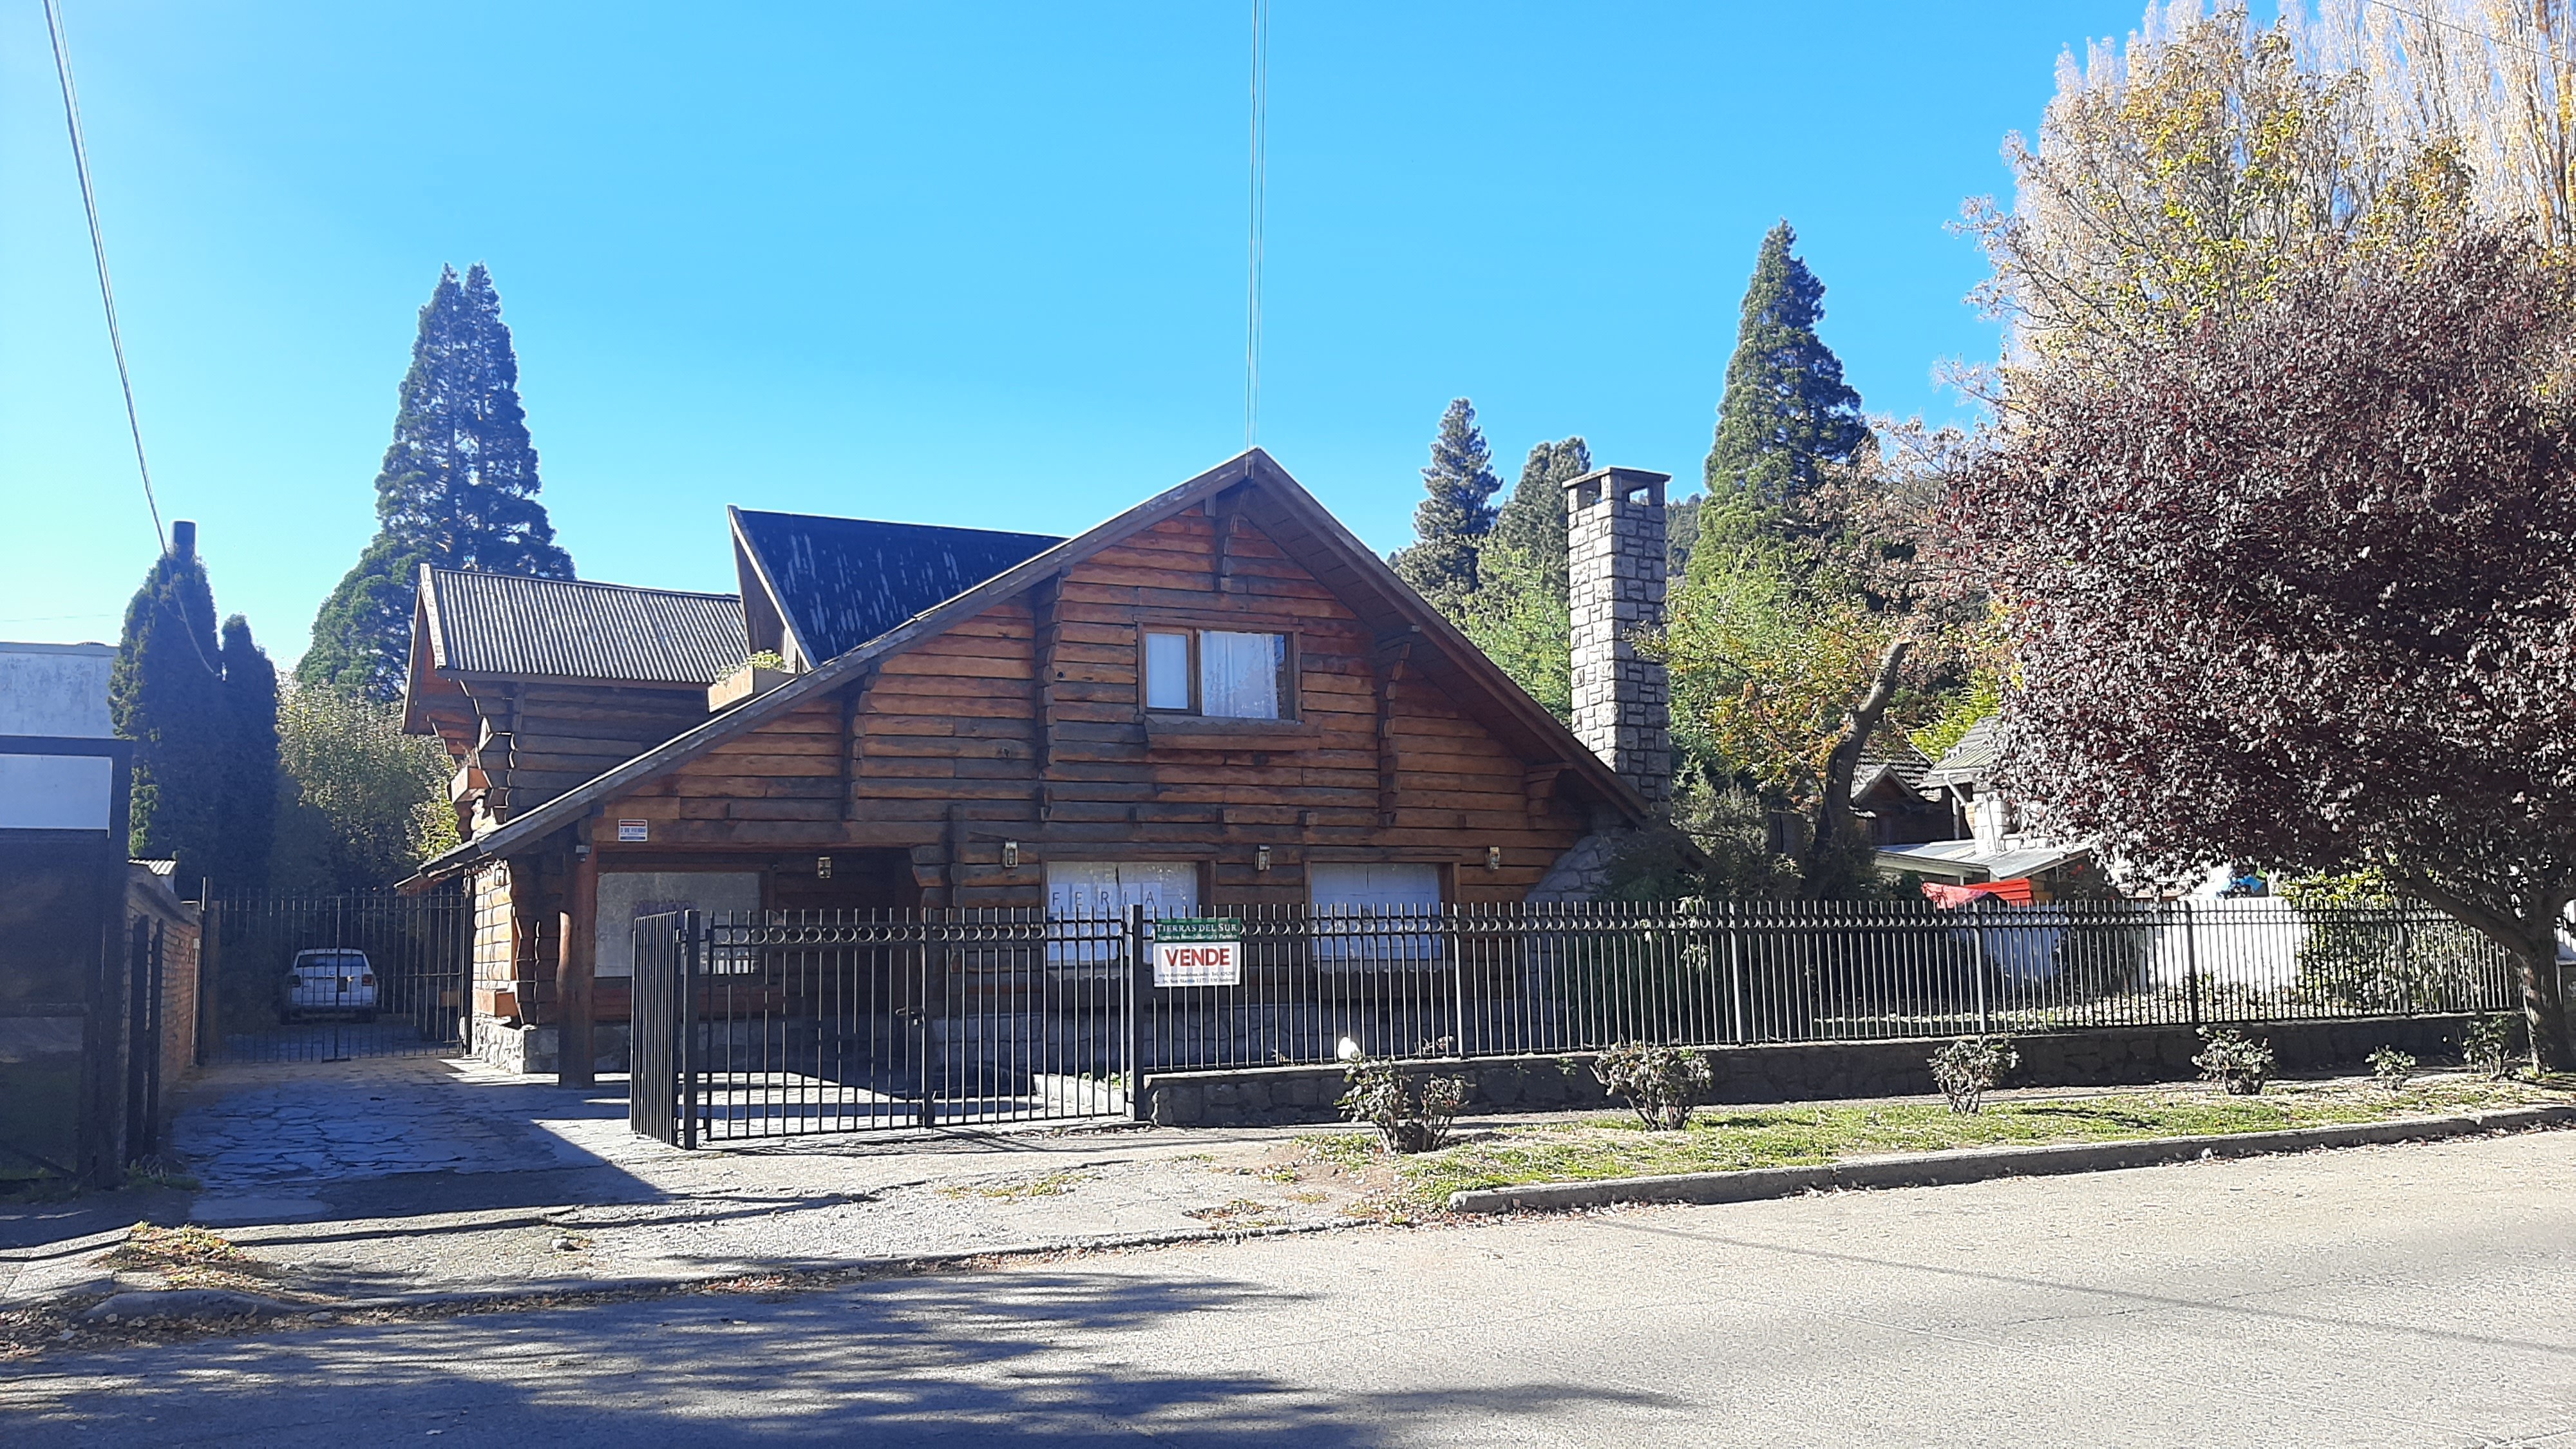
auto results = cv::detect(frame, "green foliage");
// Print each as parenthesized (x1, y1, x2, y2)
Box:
(1389, 398, 1501, 610)
(2193, 1028, 2276, 1095)
(2463, 1014, 2523, 1079)
(267, 683, 457, 890)
(2366, 1046, 2417, 1095)
(113, 545, 223, 882)
(2280, 874, 2496, 1015)
(114, 538, 277, 889)
(741, 650, 786, 671)
(1338, 1057, 1470, 1155)
(1968, 8, 2470, 372)
(1591, 1042, 1712, 1131)
(1929, 1035, 2020, 1115)
(1908, 668, 1998, 764)
(303, 263, 573, 701)
(1488, 437, 1588, 605)
(214, 616, 278, 889)
(1703, 222, 1870, 529)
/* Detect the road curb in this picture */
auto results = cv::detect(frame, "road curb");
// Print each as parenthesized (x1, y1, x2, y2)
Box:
(1443, 1105, 2576, 1215)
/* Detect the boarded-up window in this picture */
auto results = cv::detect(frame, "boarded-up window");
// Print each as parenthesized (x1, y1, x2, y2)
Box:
(1045, 861, 1200, 964)
(596, 871, 761, 978)
(1309, 862, 1442, 962)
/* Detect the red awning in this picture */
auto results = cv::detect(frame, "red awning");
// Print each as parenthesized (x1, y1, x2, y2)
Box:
(1922, 878, 2038, 909)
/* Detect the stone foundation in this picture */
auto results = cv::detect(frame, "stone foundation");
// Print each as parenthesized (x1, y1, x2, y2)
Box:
(1138, 1014, 2485, 1128)
(470, 1019, 632, 1077)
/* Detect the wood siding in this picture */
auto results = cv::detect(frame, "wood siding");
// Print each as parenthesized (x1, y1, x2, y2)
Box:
(454, 680, 712, 826)
(601, 508, 1592, 907)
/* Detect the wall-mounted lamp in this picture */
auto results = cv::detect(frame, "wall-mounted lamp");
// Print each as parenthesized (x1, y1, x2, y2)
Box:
(1002, 840, 1021, 868)
(817, 855, 833, 879)
(1487, 846, 1502, 871)
(1256, 846, 1273, 873)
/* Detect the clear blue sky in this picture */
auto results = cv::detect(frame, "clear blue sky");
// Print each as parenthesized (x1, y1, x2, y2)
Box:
(1, 2, 2150, 667)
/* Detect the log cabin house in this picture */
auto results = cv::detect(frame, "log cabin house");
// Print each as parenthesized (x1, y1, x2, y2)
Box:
(402, 450, 1676, 1077)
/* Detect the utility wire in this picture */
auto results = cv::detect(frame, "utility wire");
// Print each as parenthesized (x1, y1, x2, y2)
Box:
(1245, 0, 1267, 450)
(44, 0, 166, 556)
(2362, 0, 2568, 70)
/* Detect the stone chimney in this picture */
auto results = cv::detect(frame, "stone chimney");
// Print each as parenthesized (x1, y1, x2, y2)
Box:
(1565, 467, 1672, 808)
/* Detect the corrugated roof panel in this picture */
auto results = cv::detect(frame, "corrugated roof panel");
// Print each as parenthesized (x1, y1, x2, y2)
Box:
(426, 570, 747, 685)
(734, 511, 1065, 663)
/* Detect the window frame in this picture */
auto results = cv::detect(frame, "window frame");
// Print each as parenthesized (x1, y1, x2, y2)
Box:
(1138, 623, 1297, 722)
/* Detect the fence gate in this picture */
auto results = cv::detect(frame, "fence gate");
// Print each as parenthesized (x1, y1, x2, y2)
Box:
(203, 887, 471, 1064)
(630, 909, 1133, 1146)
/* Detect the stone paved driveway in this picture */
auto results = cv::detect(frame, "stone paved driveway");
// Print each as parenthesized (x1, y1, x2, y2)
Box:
(168, 1057, 645, 1220)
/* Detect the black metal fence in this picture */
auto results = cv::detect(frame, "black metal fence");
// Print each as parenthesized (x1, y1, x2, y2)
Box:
(627, 898, 2518, 1146)
(203, 887, 472, 1063)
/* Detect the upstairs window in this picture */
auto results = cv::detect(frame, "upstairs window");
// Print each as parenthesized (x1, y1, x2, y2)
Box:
(1142, 629, 1291, 720)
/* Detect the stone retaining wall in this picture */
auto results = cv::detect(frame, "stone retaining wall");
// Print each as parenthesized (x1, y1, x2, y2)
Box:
(1138, 1014, 2483, 1128)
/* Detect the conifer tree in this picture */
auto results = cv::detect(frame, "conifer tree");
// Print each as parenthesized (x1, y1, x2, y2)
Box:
(1459, 437, 1591, 724)
(1390, 398, 1502, 607)
(1701, 223, 1869, 549)
(217, 615, 279, 887)
(114, 529, 226, 885)
(303, 263, 573, 699)
(1488, 436, 1591, 606)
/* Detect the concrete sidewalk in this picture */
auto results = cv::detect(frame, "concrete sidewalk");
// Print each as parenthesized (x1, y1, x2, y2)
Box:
(0, 1056, 1380, 1314)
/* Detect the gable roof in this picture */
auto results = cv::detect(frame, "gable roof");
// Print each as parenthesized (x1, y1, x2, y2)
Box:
(415, 567, 747, 687)
(1921, 715, 2002, 790)
(730, 510, 1063, 666)
(408, 450, 1662, 884)
(1850, 737, 1935, 802)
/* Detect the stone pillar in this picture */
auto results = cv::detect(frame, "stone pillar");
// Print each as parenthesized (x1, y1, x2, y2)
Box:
(1565, 466, 1672, 808)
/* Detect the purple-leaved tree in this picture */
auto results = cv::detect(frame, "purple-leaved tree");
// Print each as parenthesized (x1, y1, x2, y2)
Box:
(1955, 234, 2576, 1069)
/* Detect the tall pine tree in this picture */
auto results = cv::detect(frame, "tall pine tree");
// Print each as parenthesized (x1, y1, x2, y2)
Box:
(1700, 222, 1869, 562)
(303, 263, 573, 699)
(1390, 398, 1502, 609)
(115, 526, 276, 889)
(1487, 436, 1591, 607)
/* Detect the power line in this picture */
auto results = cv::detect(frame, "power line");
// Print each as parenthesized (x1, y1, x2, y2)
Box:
(1245, 0, 1268, 450)
(44, 0, 166, 555)
(2362, 0, 2569, 70)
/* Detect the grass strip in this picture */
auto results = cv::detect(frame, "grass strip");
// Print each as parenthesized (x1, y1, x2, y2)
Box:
(1384, 1077, 2570, 1211)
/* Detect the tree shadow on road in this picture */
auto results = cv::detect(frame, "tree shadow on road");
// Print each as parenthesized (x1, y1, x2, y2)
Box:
(3, 1265, 1678, 1446)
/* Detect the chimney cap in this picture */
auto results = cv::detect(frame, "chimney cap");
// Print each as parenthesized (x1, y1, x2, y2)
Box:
(1560, 466, 1671, 491)
(170, 520, 197, 559)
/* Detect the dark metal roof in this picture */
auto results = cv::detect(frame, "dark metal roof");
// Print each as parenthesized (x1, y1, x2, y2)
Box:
(422, 569, 747, 685)
(732, 511, 1064, 664)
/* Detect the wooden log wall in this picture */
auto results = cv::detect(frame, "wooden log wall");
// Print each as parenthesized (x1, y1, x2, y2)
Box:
(602, 507, 1594, 909)
(455, 680, 714, 822)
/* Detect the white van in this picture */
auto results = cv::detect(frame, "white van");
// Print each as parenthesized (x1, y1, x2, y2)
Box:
(279, 949, 379, 1023)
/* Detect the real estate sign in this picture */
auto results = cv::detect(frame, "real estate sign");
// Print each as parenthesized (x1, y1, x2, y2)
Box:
(1153, 918, 1242, 987)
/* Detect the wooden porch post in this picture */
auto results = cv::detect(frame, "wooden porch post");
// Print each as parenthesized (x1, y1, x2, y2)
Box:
(558, 836, 599, 1088)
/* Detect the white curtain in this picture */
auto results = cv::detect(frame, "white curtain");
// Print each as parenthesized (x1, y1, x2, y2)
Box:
(1199, 630, 1283, 719)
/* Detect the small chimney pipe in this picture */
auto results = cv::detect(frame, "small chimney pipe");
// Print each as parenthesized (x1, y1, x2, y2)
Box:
(171, 520, 196, 560)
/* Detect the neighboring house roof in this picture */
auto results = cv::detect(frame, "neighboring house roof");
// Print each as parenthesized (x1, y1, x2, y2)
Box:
(1850, 737, 1935, 802)
(408, 449, 1665, 885)
(1920, 715, 2002, 790)
(135, 857, 176, 877)
(1876, 837, 2090, 883)
(730, 511, 1065, 666)
(415, 567, 748, 687)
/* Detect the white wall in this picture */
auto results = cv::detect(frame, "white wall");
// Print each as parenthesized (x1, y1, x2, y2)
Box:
(0, 641, 115, 738)
(0, 753, 114, 830)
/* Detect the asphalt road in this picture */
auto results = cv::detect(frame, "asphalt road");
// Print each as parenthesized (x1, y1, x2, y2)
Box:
(6, 1130, 2574, 1447)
